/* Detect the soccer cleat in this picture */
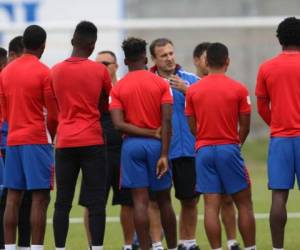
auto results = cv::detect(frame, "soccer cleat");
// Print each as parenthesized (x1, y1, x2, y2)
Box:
(177, 244, 201, 250)
(131, 244, 140, 250)
(229, 243, 241, 250)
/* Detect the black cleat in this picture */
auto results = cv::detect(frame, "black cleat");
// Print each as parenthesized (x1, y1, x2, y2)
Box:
(177, 244, 201, 250)
(229, 243, 241, 250)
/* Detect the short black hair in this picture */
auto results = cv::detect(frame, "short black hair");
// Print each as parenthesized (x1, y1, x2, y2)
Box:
(9, 36, 24, 54)
(122, 37, 147, 62)
(0, 47, 7, 58)
(73, 21, 97, 49)
(206, 43, 229, 68)
(193, 42, 210, 58)
(98, 50, 116, 62)
(23, 25, 46, 50)
(277, 17, 300, 47)
(149, 38, 173, 57)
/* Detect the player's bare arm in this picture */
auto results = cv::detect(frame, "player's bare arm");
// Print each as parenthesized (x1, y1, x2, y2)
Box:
(238, 113, 250, 146)
(110, 108, 160, 138)
(257, 97, 271, 125)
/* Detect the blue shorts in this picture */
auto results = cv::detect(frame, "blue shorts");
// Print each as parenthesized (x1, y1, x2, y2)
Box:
(268, 136, 300, 189)
(120, 137, 172, 191)
(4, 144, 54, 190)
(195, 144, 250, 194)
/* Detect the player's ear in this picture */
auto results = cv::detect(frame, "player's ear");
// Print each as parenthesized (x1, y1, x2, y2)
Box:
(225, 57, 230, 67)
(71, 38, 75, 46)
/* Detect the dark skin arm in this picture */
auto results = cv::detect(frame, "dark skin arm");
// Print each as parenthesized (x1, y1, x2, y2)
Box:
(187, 115, 196, 136)
(257, 97, 271, 126)
(239, 114, 251, 146)
(110, 109, 161, 138)
(156, 104, 172, 179)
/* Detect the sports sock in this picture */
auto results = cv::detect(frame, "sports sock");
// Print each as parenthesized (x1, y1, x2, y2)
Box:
(18, 248, 30, 250)
(91, 246, 103, 250)
(4, 244, 16, 250)
(152, 241, 163, 249)
(227, 239, 237, 248)
(31, 245, 44, 250)
(273, 248, 283, 250)
(245, 246, 256, 250)
(55, 248, 65, 250)
(212, 248, 222, 250)
(123, 244, 132, 250)
(168, 248, 177, 250)
(185, 239, 197, 248)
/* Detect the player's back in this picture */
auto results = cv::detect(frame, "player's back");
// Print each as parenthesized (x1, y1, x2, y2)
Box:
(51, 57, 111, 147)
(187, 74, 250, 149)
(111, 70, 172, 129)
(0, 54, 52, 145)
(257, 52, 300, 136)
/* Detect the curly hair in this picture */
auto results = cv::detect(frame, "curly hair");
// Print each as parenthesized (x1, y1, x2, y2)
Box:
(277, 17, 300, 47)
(122, 37, 147, 62)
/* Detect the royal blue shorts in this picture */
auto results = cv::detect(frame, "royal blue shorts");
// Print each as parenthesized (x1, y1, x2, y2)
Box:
(4, 144, 54, 190)
(268, 136, 300, 190)
(195, 144, 250, 194)
(120, 137, 172, 191)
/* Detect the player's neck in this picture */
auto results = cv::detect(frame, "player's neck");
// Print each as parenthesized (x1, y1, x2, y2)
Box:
(208, 68, 226, 75)
(23, 49, 41, 59)
(196, 69, 207, 78)
(71, 49, 90, 58)
(282, 45, 300, 52)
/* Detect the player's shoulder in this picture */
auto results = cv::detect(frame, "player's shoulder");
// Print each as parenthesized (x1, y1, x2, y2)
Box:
(258, 54, 281, 72)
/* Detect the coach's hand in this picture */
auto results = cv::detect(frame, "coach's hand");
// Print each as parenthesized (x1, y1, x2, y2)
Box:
(156, 156, 169, 179)
(169, 75, 188, 94)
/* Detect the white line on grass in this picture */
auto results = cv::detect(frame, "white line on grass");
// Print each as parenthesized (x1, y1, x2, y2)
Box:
(46, 212, 300, 224)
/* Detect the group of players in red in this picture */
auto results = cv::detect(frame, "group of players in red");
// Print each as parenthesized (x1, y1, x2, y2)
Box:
(0, 16, 299, 250)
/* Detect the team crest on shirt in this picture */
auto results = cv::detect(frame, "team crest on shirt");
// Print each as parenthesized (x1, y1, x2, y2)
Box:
(247, 96, 251, 105)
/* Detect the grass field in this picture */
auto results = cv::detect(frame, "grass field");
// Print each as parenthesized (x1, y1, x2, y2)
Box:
(42, 138, 300, 249)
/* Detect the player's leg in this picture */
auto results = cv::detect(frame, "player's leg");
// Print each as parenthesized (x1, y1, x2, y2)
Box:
(172, 157, 199, 250)
(196, 145, 224, 249)
(220, 195, 240, 249)
(3, 146, 25, 249)
(17, 191, 32, 248)
(121, 137, 152, 250)
(148, 199, 163, 250)
(216, 144, 255, 249)
(268, 137, 295, 249)
(147, 139, 177, 250)
(120, 205, 135, 249)
(53, 147, 81, 248)
(0, 154, 6, 250)
(80, 145, 107, 249)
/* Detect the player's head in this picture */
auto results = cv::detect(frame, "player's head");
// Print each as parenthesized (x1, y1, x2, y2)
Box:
(96, 51, 118, 81)
(8, 36, 24, 62)
(150, 38, 176, 73)
(0, 47, 7, 71)
(206, 42, 229, 71)
(22, 25, 47, 58)
(277, 17, 300, 49)
(72, 21, 97, 56)
(122, 37, 147, 70)
(193, 42, 210, 77)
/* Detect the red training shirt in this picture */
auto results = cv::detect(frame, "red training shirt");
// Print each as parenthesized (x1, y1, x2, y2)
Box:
(0, 54, 58, 146)
(256, 52, 300, 137)
(185, 74, 251, 150)
(109, 70, 173, 129)
(51, 57, 112, 148)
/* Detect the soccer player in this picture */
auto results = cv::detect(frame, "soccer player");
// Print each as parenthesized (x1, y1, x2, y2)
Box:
(0, 48, 7, 71)
(82, 50, 135, 250)
(193, 42, 240, 250)
(110, 37, 177, 250)
(0, 25, 58, 250)
(256, 16, 300, 250)
(149, 38, 199, 250)
(52, 21, 111, 250)
(0, 36, 32, 250)
(186, 42, 256, 250)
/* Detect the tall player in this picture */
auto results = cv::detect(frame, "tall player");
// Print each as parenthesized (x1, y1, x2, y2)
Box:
(52, 21, 111, 250)
(186, 43, 256, 250)
(0, 36, 32, 250)
(110, 37, 177, 250)
(150, 38, 199, 250)
(193, 42, 240, 250)
(0, 25, 58, 250)
(256, 16, 300, 250)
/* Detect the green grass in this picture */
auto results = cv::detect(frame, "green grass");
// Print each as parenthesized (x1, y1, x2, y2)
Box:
(43, 138, 300, 249)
